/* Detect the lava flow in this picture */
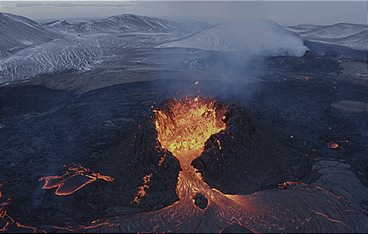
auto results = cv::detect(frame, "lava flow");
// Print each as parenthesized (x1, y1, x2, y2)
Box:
(154, 96, 227, 200)
(0, 184, 43, 233)
(39, 164, 114, 196)
(35, 96, 355, 233)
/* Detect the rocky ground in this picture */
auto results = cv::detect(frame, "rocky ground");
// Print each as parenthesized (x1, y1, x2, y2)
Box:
(0, 49, 367, 232)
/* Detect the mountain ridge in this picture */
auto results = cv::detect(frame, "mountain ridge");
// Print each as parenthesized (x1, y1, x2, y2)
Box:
(0, 12, 62, 58)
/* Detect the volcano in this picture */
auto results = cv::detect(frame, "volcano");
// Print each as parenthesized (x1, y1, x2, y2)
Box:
(154, 96, 227, 201)
(1, 81, 367, 233)
(79, 96, 365, 233)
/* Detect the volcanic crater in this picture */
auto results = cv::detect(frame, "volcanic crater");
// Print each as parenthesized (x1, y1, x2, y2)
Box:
(152, 96, 287, 202)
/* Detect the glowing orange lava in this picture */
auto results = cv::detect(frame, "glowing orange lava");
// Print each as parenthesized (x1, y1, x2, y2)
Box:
(153, 96, 227, 200)
(132, 173, 152, 204)
(154, 96, 227, 164)
(328, 142, 339, 150)
(0, 184, 44, 233)
(39, 164, 114, 196)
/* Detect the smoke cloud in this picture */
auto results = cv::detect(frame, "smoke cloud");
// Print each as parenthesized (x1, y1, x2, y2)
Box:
(159, 20, 308, 57)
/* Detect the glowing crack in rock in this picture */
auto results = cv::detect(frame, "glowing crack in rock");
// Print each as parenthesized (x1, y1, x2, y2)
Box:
(0, 184, 44, 233)
(50, 219, 119, 233)
(132, 173, 153, 204)
(39, 164, 114, 196)
(1, 184, 118, 233)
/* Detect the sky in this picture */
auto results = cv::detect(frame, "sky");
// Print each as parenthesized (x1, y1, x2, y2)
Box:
(0, 1, 367, 26)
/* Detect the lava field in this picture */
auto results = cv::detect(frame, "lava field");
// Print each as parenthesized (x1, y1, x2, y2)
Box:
(0, 48, 368, 232)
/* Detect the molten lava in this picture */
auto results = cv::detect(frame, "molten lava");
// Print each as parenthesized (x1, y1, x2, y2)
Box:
(132, 173, 152, 204)
(39, 164, 114, 196)
(154, 96, 227, 200)
(0, 184, 43, 233)
(154, 96, 227, 165)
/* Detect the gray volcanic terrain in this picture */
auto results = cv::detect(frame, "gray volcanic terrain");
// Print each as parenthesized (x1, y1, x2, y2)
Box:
(287, 23, 368, 59)
(0, 13, 62, 58)
(0, 12, 368, 233)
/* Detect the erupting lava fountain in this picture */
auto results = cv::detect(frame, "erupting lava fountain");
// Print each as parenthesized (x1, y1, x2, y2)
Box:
(154, 96, 227, 200)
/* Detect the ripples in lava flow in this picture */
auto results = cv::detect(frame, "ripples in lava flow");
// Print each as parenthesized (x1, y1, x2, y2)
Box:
(154, 96, 227, 199)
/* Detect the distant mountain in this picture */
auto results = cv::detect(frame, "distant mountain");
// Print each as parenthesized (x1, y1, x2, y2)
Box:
(0, 12, 62, 58)
(333, 30, 368, 51)
(179, 21, 211, 34)
(43, 20, 74, 33)
(68, 14, 181, 34)
(286, 24, 321, 33)
(307, 30, 368, 51)
(159, 20, 308, 57)
(45, 15, 211, 35)
(289, 23, 368, 51)
(299, 23, 368, 39)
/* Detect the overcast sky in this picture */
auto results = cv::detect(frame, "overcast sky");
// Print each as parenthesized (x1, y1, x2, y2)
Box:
(1, 1, 367, 25)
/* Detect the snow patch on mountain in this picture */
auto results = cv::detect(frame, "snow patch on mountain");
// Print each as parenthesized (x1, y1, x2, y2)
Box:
(43, 20, 74, 33)
(290, 23, 368, 51)
(69, 14, 180, 34)
(286, 24, 321, 33)
(0, 31, 182, 84)
(0, 36, 103, 83)
(307, 30, 368, 51)
(300, 23, 368, 39)
(0, 12, 62, 58)
(179, 21, 211, 33)
(158, 21, 308, 57)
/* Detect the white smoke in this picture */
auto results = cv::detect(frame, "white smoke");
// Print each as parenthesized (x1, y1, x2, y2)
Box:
(159, 20, 308, 57)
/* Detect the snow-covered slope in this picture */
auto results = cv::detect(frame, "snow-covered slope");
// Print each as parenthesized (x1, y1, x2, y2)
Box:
(159, 21, 308, 57)
(179, 21, 211, 34)
(0, 12, 62, 58)
(333, 30, 368, 51)
(0, 32, 183, 84)
(43, 20, 75, 33)
(300, 23, 367, 39)
(70, 14, 180, 34)
(0, 13, 186, 84)
(307, 30, 368, 51)
(0, 36, 103, 83)
(286, 24, 321, 33)
(289, 23, 368, 51)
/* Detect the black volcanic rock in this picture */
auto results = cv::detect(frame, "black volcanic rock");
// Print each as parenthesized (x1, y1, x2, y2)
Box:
(129, 120, 180, 209)
(221, 224, 253, 233)
(89, 118, 180, 212)
(193, 193, 208, 209)
(192, 104, 287, 194)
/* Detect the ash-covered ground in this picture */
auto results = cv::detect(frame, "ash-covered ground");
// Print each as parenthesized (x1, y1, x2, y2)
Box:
(0, 46, 367, 232)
